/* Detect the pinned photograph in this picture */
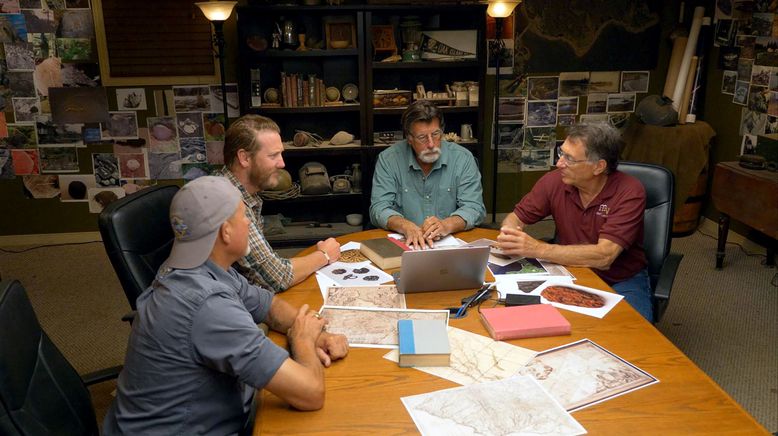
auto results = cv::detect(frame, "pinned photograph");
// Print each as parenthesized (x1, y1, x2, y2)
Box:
(179, 137, 207, 163)
(487, 38, 514, 75)
(722, 70, 738, 95)
(206, 141, 224, 165)
(2, 124, 38, 148)
(527, 76, 559, 100)
(586, 93, 607, 113)
(737, 35, 756, 59)
(11, 149, 39, 175)
(558, 72, 589, 97)
(620, 71, 649, 93)
(497, 97, 525, 123)
(39, 146, 78, 173)
(116, 88, 147, 111)
(578, 113, 609, 124)
(36, 114, 83, 146)
(741, 133, 757, 155)
(59, 9, 93, 38)
(19, 0, 41, 8)
(7, 71, 36, 97)
(0, 14, 27, 42)
(751, 65, 771, 86)
(719, 46, 740, 70)
(203, 113, 226, 141)
(55, 38, 92, 61)
(0, 149, 13, 179)
(146, 116, 179, 153)
(92, 152, 119, 186)
(21, 9, 57, 34)
(755, 36, 778, 66)
(747, 84, 769, 113)
(176, 112, 205, 138)
(606, 93, 636, 113)
(44, 0, 65, 9)
(87, 186, 125, 213)
(557, 97, 578, 115)
(12, 97, 41, 124)
(497, 148, 520, 173)
(61, 63, 99, 87)
(22, 174, 60, 199)
(4, 41, 35, 71)
(608, 112, 630, 129)
(522, 127, 555, 150)
(733, 80, 750, 105)
(29, 33, 58, 60)
(765, 115, 778, 134)
(769, 91, 778, 116)
(520, 149, 551, 171)
(181, 162, 212, 181)
(209, 83, 239, 118)
(59, 174, 96, 201)
(103, 111, 139, 140)
(148, 152, 182, 180)
(739, 108, 767, 136)
(173, 85, 212, 112)
(526, 101, 557, 127)
(588, 71, 621, 93)
(118, 152, 148, 179)
(0, 0, 21, 13)
(496, 124, 524, 148)
(557, 114, 576, 126)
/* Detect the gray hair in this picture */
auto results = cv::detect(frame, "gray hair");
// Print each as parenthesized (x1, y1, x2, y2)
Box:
(223, 114, 281, 168)
(401, 100, 445, 138)
(566, 123, 622, 173)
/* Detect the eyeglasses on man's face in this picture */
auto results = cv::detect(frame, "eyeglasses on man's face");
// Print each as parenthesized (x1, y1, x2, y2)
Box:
(411, 129, 443, 144)
(556, 147, 590, 166)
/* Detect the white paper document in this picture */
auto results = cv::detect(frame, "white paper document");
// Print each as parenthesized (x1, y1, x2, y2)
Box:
(384, 327, 535, 385)
(401, 375, 586, 436)
(324, 285, 406, 309)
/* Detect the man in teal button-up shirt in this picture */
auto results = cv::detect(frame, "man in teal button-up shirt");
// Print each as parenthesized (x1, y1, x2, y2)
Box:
(370, 100, 486, 249)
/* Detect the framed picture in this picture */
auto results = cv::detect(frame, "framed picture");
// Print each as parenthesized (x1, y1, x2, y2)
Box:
(371, 25, 397, 56)
(325, 22, 356, 50)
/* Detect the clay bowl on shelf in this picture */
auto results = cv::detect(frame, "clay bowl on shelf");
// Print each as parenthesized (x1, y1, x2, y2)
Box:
(329, 40, 349, 49)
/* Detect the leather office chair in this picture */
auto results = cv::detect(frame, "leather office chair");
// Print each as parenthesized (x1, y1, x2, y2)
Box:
(617, 161, 683, 322)
(0, 279, 114, 436)
(98, 184, 179, 321)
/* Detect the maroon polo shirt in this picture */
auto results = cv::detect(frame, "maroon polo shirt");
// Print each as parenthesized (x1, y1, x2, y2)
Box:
(513, 169, 647, 284)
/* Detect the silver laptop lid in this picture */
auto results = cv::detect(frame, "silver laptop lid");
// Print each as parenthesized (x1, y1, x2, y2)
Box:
(396, 246, 489, 294)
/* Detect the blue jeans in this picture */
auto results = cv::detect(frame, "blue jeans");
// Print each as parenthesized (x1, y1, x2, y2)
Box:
(611, 269, 653, 322)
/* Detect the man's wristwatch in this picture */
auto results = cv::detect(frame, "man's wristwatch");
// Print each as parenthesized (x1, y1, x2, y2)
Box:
(318, 249, 331, 265)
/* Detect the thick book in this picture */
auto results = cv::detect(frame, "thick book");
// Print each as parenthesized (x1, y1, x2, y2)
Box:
(479, 304, 571, 341)
(359, 237, 405, 269)
(398, 319, 450, 367)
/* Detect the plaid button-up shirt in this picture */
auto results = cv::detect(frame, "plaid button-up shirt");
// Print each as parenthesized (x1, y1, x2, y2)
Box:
(216, 168, 293, 293)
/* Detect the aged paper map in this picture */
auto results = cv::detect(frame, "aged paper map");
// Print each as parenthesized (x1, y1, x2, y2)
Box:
(384, 327, 535, 385)
(324, 285, 406, 309)
(401, 375, 586, 435)
(319, 306, 448, 348)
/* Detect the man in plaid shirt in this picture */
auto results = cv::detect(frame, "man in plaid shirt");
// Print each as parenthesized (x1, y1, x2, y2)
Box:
(216, 115, 341, 292)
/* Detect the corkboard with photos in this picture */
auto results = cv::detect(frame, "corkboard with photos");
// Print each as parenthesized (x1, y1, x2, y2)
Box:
(0, 1, 237, 214)
(715, 0, 778, 163)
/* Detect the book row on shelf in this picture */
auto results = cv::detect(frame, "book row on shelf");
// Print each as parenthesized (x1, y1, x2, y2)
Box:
(264, 72, 351, 108)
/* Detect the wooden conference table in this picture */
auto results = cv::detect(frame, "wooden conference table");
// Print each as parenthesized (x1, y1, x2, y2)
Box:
(253, 229, 767, 435)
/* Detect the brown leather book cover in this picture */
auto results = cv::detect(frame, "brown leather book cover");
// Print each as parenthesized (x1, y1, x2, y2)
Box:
(359, 237, 405, 270)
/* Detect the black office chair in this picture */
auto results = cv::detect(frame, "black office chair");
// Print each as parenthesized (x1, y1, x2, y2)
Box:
(617, 161, 683, 323)
(98, 184, 179, 321)
(0, 280, 114, 435)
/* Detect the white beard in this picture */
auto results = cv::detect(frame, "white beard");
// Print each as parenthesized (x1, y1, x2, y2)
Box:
(418, 147, 441, 164)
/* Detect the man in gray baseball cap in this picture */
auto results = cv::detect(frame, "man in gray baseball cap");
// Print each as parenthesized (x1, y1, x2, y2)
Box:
(104, 176, 349, 435)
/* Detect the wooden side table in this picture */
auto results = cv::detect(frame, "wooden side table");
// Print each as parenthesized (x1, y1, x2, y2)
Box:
(711, 161, 778, 269)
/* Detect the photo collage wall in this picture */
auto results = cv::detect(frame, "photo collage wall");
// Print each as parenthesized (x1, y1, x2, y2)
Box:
(0, 0, 238, 213)
(715, 0, 778, 161)
(491, 70, 649, 174)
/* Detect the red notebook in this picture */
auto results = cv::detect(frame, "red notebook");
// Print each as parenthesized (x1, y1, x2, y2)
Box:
(479, 304, 571, 341)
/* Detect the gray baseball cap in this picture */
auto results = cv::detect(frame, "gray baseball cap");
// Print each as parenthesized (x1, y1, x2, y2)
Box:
(165, 176, 241, 269)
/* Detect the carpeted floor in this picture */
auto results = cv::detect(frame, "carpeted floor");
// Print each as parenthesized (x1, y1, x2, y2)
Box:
(0, 226, 775, 432)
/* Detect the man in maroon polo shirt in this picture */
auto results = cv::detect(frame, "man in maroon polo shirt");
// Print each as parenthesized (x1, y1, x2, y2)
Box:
(497, 123, 652, 321)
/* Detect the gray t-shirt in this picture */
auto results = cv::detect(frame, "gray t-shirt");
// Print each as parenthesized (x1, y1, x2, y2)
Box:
(103, 260, 289, 435)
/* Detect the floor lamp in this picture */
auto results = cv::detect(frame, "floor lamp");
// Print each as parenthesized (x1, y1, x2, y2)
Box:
(196, 0, 237, 129)
(486, 1, 519, 224)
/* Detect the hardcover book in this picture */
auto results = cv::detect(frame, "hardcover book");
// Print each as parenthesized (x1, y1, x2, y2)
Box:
(398, 319, 450, 367)
(359, 237, 405, 270)
(479, 304, 571, 341)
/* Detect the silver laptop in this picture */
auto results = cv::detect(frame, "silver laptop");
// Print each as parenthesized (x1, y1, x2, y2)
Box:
(394, 246, 490, 294)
